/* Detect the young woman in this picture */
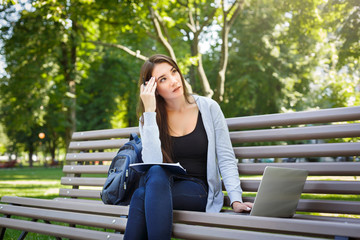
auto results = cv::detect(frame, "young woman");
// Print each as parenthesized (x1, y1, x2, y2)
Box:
(124, 54, 253, 240)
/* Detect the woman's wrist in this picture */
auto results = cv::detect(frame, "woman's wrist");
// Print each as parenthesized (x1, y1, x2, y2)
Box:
(144, 108, 156, 112)
(231, 201, 242, 208)
(232, 201, 252, 212)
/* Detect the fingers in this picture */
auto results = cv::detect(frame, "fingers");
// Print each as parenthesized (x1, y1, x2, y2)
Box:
(142, 77, 156, 94)
(232, 202, 253, 213)
(243, 202, 253, 211)
(244, 202, 254, 208)
(140, 76, 157, 112)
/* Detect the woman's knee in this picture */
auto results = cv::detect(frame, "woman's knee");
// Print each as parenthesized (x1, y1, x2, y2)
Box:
(145, 165, 168, 180)
(130, 186, 145, 205)
(145, 165, 171, 188)
(147, 165, 167, 175)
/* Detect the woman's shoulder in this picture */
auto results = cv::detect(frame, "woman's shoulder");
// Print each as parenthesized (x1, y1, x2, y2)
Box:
(192, 95, 223, 119)
(192, 95, 219, 107)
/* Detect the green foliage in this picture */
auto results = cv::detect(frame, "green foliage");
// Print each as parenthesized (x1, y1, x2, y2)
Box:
(0, 0, 359, 157)
(76, 49, 142, 130)
(220, 0, 359, 117)
(323, 0, 360, 70)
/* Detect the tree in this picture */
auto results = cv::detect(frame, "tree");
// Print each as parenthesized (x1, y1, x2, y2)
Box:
(0, 0, 103, 148)
(302, 0, 360, 109)
(89, 0, 244, 102)
(0, 5, 49, 166)
(323, 0, 360, 70)
(219, 0, 339, 117)
(76, 48, 142, 130)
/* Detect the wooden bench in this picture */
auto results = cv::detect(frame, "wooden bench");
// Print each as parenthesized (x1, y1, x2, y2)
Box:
(1, 105, 360, 240)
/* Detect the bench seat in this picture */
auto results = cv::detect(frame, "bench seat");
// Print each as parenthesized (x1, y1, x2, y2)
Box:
(1, 105, 360, 239)
(1, 197, 359, 239)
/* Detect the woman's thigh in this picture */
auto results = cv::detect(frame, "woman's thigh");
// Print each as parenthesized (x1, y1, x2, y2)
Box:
(171, 178, 207, 212)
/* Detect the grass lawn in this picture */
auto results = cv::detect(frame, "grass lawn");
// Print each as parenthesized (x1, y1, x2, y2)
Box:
(0, 167, 68, 239)
(0, 167, 65, 199)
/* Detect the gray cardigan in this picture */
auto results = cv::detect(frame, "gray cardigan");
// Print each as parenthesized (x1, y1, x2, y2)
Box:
(139, 95, 243, 212)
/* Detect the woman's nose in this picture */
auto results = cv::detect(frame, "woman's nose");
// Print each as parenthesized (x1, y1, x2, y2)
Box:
(170, 76, 177, 85)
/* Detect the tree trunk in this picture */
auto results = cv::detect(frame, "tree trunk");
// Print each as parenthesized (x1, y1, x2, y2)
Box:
(28, 144, 34, 167)
(66, 79, 76, 148)
(189, 40, 197, 87)
(28, 151, 33, 167)
(214, 25, 230, 102)
(192, 33, 213, 98)
(214, 0, 244, 102)
(149, 7, 177, 62)
(62, 13, 78, 149)
(48, 136, 56, 164)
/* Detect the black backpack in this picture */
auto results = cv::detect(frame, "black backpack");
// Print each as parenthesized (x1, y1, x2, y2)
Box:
(101, 133, 142, 205)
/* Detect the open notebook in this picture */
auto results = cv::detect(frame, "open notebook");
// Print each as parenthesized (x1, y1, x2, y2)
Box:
(129, 162, 187, 175)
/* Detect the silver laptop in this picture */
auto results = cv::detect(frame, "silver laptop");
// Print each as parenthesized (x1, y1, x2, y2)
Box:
(247, 166, 308, 218)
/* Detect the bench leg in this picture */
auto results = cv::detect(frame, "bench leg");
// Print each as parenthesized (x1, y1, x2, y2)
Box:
(0, 215, 11, 240)
(43, 220, 62, 240)
(17, 219, 39, 240)
(0, 227, 5, 240)
(1, 216, 62, 240)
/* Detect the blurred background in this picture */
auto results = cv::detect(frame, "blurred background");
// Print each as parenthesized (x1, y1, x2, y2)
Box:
(0, 0, 359, 167)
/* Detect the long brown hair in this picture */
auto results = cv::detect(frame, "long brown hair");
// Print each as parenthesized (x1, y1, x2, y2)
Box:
(137, 54, 192, 163)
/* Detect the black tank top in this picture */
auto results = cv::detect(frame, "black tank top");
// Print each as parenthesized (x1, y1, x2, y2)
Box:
(171, 112, 208, 186)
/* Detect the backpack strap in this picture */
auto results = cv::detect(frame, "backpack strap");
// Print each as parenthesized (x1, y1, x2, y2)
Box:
(129, 133, 142, 162)
(130, 133, 141, 144)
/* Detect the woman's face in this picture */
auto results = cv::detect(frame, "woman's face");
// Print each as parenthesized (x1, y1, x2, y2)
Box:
(152, 62, 183, 100)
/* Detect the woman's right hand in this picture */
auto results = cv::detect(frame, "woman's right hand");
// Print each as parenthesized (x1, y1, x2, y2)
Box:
(140, 76, 157, 112)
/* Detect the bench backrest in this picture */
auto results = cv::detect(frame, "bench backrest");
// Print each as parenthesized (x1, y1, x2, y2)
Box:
(61, 106, 360, 216)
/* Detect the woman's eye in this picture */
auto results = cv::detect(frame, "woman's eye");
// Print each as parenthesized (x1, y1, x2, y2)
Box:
(172, 69, 177, 74)
(159, 78, 166, 82)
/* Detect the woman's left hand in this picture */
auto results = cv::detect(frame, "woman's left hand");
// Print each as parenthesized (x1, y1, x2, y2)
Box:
(232, 201, 253, 213)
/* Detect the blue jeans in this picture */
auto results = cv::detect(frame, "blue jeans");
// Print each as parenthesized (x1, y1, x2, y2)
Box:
(124, 165, 208, 240)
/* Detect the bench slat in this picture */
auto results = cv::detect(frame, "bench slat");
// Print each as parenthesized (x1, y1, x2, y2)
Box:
(241, 180, 360, 194)
(60, 188, 360, 215)
(66, 152, 116, 162)
(63, 165, 109, 174)
(59, 188, 100, 199)
(173, 210, 360, 239)
(65, 142, 360, 162)
(62, 177, 360, 195)
(72, 127, 139, 141)
(69, 139, 128, 151)
(237, 162, 360, 176)
(238, 197, 360, 215)
(294, 214, 360, 224)
(172, 223, 324, 240)
(0, 204, 126, 231)
(0, 216, 322, 240)
(226, 106, 360, 130)
(66, 142, 360, 162)
(62, 162, 360, 176)
(70, 106, 360, 137)
(297, 199, 360, 215)
(230, 123, 360, 143)
(61, 177, 105, 186)
(53, 198, 359, 224)
(67, 123, 360, 150)
(234, 142, 360, 158)
(1, 196, 128, 216)
(0, 218, 123, 240)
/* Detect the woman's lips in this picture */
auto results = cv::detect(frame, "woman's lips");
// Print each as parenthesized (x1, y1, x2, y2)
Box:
(173, 86, 181, 92)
